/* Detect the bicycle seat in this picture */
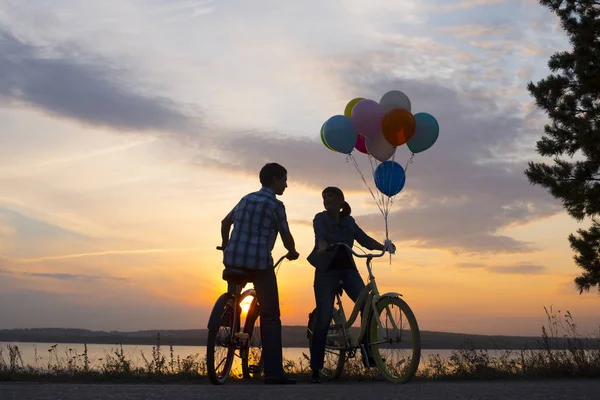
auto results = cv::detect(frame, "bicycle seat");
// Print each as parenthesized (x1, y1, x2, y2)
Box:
(222, 267, 252, 282)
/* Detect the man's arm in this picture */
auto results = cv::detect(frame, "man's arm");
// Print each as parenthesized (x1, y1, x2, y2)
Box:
(280, 229, 298, 259)
(221, 210, 234, 249)
(275, 203, 299, 260)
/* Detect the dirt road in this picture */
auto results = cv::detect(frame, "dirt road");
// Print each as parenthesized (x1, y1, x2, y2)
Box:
(1, 380, 598, 400)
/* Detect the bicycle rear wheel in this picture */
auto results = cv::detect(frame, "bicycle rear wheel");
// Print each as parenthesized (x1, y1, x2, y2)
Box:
(369, 296, 420, 383)
(207, 298, 238, 385)
(307, 308, 346, 380)
(241, 293, 263, 379)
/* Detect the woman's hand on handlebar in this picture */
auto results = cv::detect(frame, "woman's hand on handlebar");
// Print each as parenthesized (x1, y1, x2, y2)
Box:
(383, 239, 396, 255)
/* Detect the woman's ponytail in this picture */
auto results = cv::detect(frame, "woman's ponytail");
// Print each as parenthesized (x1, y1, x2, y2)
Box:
(341, 201, 352, 217)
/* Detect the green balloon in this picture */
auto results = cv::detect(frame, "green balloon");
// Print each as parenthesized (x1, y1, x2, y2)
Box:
(320, 122, 335, 152)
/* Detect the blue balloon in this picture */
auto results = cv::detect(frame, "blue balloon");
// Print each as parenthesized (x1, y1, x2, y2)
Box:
(374, 161, 406, 197)
(323, 115, 358, 154)
(407, 113, 439, 154)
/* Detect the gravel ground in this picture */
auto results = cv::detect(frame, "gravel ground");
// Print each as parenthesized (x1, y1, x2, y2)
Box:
(1, 379, 598, 400)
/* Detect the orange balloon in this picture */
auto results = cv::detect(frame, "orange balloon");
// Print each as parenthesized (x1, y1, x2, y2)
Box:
(382, 108, 416, 146)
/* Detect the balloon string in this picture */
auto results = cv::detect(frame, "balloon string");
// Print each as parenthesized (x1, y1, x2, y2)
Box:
(371, 153, 394, 265)
(350, 152, 413, 266)
(387, 155, 411, 217)
(404, 152, 415, 173)
(387, 152, 398, 218)
(347, 154, 385, 218)
(385, 152, 413, 213)
(368, 154, 387, 215)
(368, 155, 386, 216)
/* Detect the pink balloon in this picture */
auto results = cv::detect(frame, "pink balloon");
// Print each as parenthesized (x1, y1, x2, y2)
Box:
(366, 133, 396, 162)
(355, 134, 368, 154)
(351, 99, 384, 139)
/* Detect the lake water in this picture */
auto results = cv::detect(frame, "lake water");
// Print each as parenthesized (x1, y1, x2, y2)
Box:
(1, 342, 505, 372)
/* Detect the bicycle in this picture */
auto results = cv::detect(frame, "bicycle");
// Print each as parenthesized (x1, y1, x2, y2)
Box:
(206, 247, 287, 385)
(306, 242, 421, 383)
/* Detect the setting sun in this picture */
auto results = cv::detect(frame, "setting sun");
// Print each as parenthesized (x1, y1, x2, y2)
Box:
(240, 295, 253, 314)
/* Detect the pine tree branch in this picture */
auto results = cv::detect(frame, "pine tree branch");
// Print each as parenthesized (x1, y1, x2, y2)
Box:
(576, 0, 600, 8)
(558, 177, 600, 182)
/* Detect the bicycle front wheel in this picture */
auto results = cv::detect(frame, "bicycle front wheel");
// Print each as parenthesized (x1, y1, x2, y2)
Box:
(369, 296, 420, 383)
(206, 298, 238, 385)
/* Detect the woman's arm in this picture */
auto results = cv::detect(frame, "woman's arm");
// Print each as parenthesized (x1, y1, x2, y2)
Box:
(354, 222, 384, 251)
(313, 214, 331, 256)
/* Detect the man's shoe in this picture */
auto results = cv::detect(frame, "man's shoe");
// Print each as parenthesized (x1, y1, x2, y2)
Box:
(310, 370, 321, 384)
(264, 375, 297, 385)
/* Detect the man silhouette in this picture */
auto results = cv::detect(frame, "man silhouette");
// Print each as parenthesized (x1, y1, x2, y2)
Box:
(221, 162, 299, 384)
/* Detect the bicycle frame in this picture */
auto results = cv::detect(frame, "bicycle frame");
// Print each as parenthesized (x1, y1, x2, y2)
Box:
(207, 246, 290, 384)
(325, 243, 401, 351)
(211, 249, 287, 348)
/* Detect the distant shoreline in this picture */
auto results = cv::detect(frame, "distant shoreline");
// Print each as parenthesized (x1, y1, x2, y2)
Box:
(2, 327, 599, 349)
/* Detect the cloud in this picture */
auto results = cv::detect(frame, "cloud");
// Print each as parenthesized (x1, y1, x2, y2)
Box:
(457, 262, 547, 275)
(0, 29, 199, 134)
(486, 264, 546, 275)
(13, 247, 202, 264)
(0, 208, 88, 240)
(194, 131, 361, 190)
(150, 0, 216, 23)
(0, 268, 129, 282)
(197, 73, 561, 253)
(22, 271, 130, 282)
(437, 24, 508, 39)
(430, 0, 508, 13)
(0, 207, 95, 258)
(456, 263, 486, 269)
(0, 0, 566, 259)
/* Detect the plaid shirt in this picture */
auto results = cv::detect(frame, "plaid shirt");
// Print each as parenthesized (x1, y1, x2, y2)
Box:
(223, 187, 289, 270)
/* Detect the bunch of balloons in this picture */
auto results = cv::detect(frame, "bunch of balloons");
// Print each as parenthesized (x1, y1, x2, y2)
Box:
(320, 90, 439, 198)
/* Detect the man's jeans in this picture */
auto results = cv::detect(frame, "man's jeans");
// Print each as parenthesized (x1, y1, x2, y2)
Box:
(310, 268, 369, 371)
(227, 267, 284, 379)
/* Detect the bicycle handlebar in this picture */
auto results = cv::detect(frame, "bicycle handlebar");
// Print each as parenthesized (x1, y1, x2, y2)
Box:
(326, 242, 387, 258)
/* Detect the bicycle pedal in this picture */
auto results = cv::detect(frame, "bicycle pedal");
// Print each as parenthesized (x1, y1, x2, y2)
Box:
(248, 365, 261, 373)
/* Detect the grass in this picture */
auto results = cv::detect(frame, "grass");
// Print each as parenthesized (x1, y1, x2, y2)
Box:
(1, 307, 599, 383)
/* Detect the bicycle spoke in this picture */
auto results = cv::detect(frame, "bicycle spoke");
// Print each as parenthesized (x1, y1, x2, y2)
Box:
(370, 297, 420, 383)
(207, 300, 238, 385)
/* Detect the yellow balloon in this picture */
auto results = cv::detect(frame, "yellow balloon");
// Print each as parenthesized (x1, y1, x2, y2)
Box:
(344, 97, 364, 118)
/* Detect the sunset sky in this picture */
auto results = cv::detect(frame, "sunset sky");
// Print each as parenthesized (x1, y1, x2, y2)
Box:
(1, 0, 598, 337)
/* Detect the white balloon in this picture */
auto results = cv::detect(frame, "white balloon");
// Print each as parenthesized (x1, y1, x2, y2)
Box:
(380, 90, 411, 113)
(366, 133, 396, 162)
